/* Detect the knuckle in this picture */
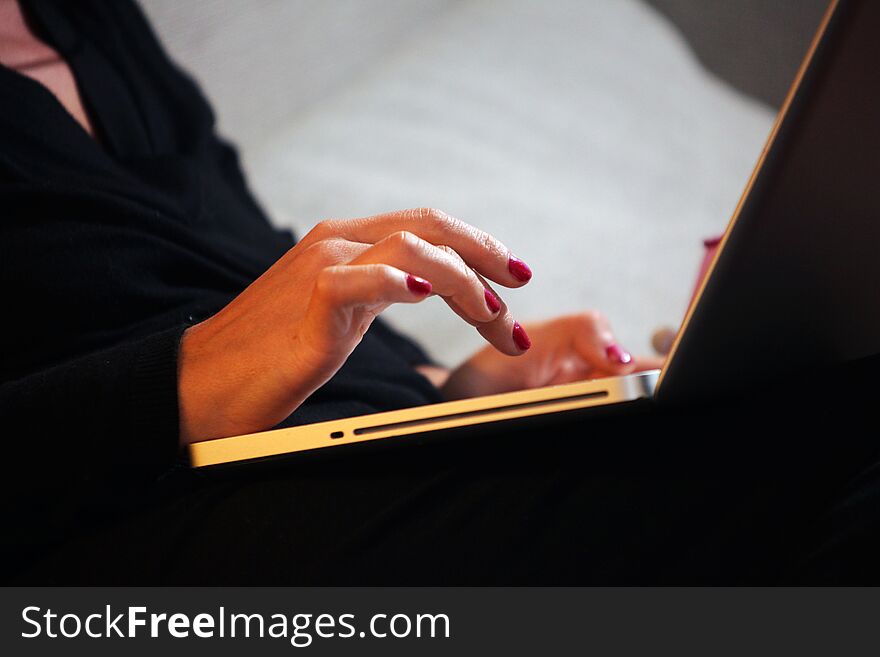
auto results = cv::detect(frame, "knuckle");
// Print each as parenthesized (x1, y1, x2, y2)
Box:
(309, 219, 334, 239)
(476, 229, 502, 256)
(313, 267, 338, 300)
(371, 263, 397, 284)
(425, 207, 449, 222)
(411, 207, 452, 229)
(436, 243, 460, 260)
(302, 239, 339, 266)
(387, 230, 420, 251)
(416, 207, 444, 221)
(437, 244, 470, 276)
(362, 265, 393, 305)
(383, 268, 404, 297)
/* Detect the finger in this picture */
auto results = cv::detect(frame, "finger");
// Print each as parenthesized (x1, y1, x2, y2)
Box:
(310, 264, 433, 337)
(632, 355, 666, 372)
(546, 358, 596, 385)
(298, 237, 370, 268)
(350, 231, 503, 324)
(568, 312, 637, 377)
(651, 326, 676, 355)
(309, 208, 532, 288)
(468, 272, 529, 356)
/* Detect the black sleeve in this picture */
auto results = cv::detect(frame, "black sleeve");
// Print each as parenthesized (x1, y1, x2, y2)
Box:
(1, 325, 185, 487)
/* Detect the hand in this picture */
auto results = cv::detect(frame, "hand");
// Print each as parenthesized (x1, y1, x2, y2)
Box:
(178, 208, 533, 444)
(441, 312, 665, 400)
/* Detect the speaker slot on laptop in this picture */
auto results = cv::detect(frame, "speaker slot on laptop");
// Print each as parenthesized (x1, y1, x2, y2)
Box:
(351, 390, 609, 436)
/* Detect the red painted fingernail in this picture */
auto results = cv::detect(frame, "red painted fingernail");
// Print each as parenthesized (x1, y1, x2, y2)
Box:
(406, 274, 432, 296)
(605, 343, 632, 365)
(508, 254, 532, 282)
(512, 322, 531, 350)
(484, 288, 501, 313)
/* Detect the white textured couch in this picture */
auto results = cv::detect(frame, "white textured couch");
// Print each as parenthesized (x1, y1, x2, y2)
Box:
(142, 0, 777, 364)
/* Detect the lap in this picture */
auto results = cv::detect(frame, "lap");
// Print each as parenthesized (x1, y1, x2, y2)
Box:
(22, 372, 880, 584)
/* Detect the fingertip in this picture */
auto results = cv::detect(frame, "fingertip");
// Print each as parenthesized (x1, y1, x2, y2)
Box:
(484, 288, 502, 314)
(512, 322, 531, 351)
(605, 343, 632, 366)
(651, 326, 676, 356)
(406, 273, 432, 297)
(508, 254, 533, 284)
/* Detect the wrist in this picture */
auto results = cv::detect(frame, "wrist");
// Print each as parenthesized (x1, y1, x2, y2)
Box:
(177, 318, 326, 445)
(177, 321, 221, 445)
(177, 320, 273, 445)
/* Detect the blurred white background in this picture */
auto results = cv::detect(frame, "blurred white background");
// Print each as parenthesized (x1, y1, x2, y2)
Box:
(141, 0, 777, 365)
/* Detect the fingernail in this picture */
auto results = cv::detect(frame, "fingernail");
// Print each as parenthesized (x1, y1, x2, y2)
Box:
(512, 322, 531, 351)
(606, 343, 632, 365)
(406, 274, 432, 296)
(508, 254, 532, 282)
(484, 288, 501, 313)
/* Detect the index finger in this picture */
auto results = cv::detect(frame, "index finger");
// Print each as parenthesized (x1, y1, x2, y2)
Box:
(312, 208, 532, 288)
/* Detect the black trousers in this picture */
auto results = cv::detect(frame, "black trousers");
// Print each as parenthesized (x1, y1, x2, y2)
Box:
(17, 358, 880, 585)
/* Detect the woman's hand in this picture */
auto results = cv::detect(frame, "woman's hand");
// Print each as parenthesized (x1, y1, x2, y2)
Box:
(440, 312, 665, 400)
(178, 208, 533, 444)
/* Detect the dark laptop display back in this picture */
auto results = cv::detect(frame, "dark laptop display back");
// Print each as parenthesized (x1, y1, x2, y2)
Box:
(657, 0, 880, 403)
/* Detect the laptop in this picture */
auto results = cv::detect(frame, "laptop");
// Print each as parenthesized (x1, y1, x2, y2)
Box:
(190, 0, 880, 468)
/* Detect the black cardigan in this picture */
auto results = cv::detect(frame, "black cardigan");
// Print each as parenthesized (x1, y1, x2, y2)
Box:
(0, 0, 441, 504)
